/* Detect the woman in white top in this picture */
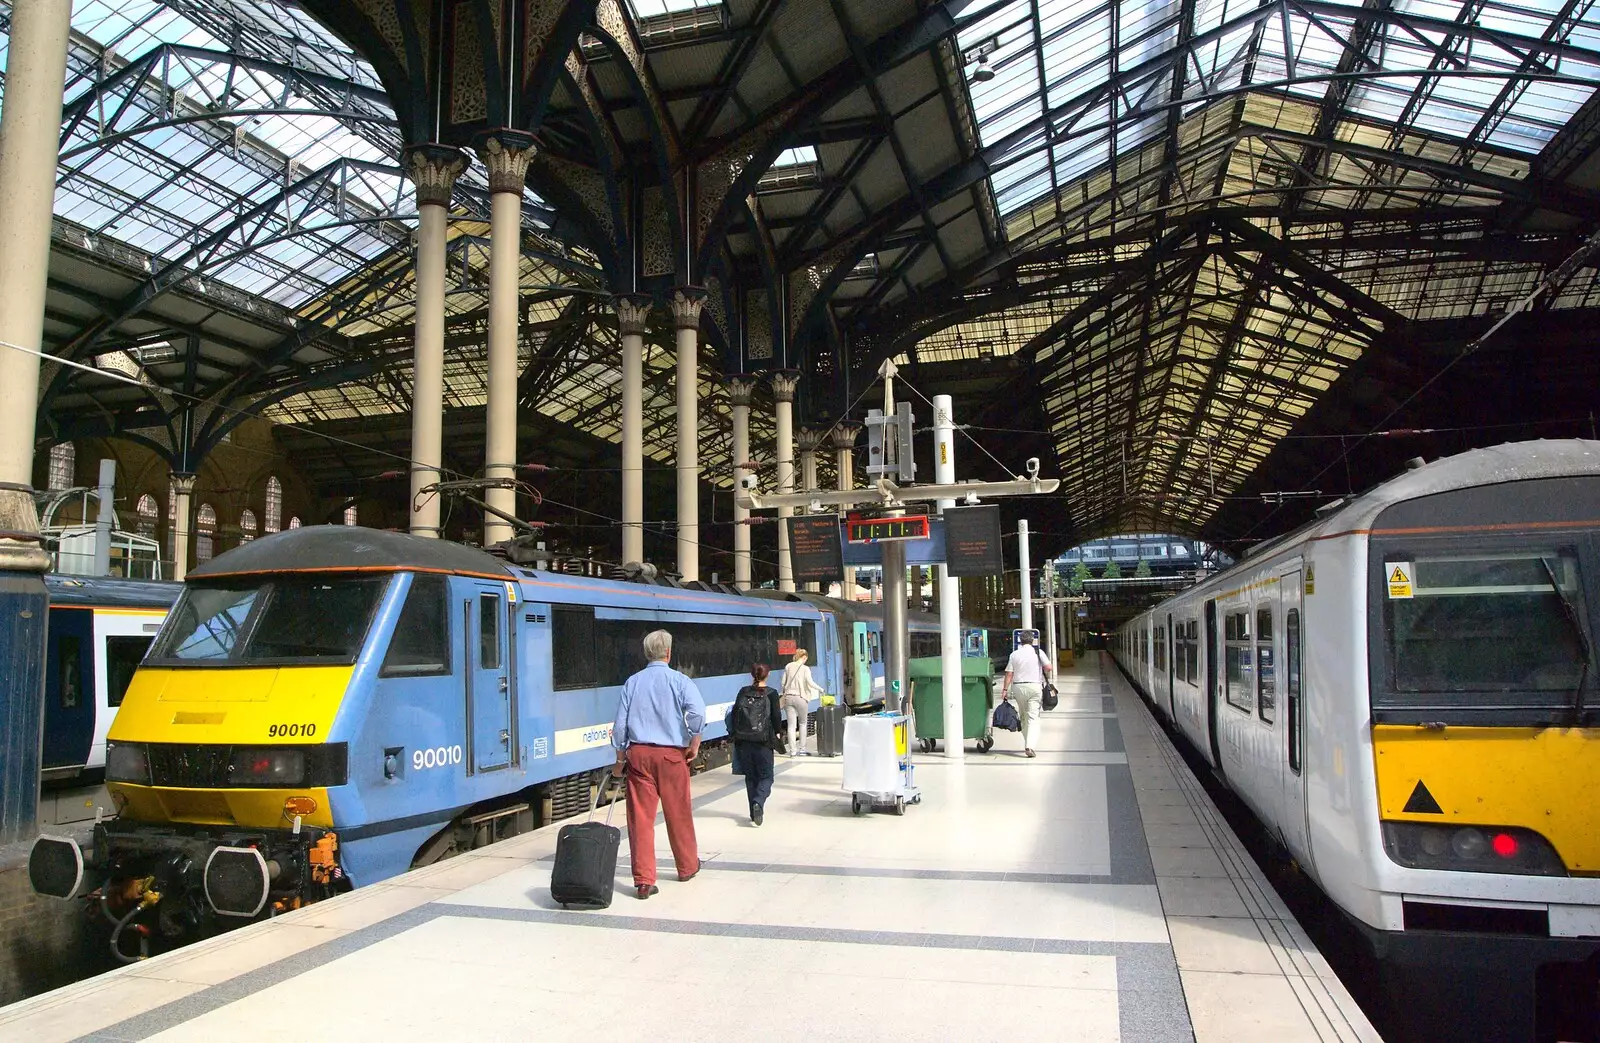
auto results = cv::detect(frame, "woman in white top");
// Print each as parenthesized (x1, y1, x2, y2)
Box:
(778, 649, 821, 756)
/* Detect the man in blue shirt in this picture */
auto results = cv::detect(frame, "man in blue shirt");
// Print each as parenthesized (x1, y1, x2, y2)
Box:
(611, 628, 705, 899)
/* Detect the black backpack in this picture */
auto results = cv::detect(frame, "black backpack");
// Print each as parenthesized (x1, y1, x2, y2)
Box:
(731, 686, 772, 742)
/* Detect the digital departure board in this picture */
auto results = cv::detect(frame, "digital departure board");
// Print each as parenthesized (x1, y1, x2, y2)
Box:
(786, 515, 845, 584)
(942, 505, 1003, 577)
(845, 513, 931, 544)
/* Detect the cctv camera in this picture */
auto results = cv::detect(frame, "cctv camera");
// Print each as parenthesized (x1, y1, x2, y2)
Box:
(738, 474, 759, 491)
(1025, 457, 1041, 480)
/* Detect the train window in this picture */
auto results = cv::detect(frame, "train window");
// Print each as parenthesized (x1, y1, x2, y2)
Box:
(1189, 621, 1201, 684)
(247, 577, 388, 662)
(1257, 604, 1276, 722)
(381, 574, 451, 677)
(1224, 610, 1253, 712)
(479, 594, 502, 669)
(1287, 609, 1302, 775)
(151, 585, 260, 660)
(105, 636, 152, 707)
(551, 606, 598, 689)
(58, 636, 82, 708)
(551, 606, 810, 689)
(1154, 626, 1166, 672)
(1382, 551, 1589, 701)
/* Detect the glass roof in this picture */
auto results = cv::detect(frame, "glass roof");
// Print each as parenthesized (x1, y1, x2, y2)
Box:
(940, 0, 1600, 536)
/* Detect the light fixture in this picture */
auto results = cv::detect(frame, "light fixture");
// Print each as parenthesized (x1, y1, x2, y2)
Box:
(971, 52, 995, 83)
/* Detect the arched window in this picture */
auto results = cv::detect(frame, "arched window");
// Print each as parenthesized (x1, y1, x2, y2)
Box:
(343, 505, 358, 526)
(288, 516, 301, 530)
(264, 476, 282, 533)
(240, 509, 258, 543)
(47, 443, 75, 490)
(135, 494, 158, 538)
(196, 504, 217, 562)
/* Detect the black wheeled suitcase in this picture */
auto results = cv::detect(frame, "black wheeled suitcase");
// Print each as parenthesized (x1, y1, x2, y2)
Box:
(550, 775, 622, 908)
(816, 703, 846, 757)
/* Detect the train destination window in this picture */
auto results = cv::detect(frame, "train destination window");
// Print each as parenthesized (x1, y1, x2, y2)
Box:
(105, 636, 152, 707)
(381, 574, 451, 677)
(1224, 610, 1253, 712)
(1382, 551, 1589, 702)
(1257, 604, 1276, 722)
(479, 594, 502, 669)
(58, 636, 82, 708)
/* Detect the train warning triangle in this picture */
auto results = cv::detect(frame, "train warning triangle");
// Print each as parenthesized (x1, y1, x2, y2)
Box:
(1403, 780, 1443, 814)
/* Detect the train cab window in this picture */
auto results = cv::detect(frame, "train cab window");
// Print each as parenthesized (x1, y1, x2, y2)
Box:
(105, 636, 152, 707)
(1224, 611, 1254, 712)
(1381, 551, 1589, 704)
(1257, 604, 1276, 722)
(479, 594, 502, 669)
(152, 585, 260, 660)
(151, 578, 386, 664)
(58, 636, 82, 708)
(381, 574, 450, 677)
(1287, 609, 1302, 775)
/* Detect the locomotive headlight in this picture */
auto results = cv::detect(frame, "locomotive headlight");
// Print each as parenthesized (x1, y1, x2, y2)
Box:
(105, 742, 151, 785)
(1382, 822, 1567, 876)
(227, 748, 308, 787)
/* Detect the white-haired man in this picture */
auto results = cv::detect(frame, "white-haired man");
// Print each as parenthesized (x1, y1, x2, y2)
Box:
(1001, 630, 1051, 758)
(611, 629, 705, 899)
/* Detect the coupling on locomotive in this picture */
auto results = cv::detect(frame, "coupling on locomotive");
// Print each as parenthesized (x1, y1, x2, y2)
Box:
(27, 525, 965, 958)
(1113, 440, 1600, 1015)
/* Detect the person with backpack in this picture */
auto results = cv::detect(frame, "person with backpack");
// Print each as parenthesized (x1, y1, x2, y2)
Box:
(1001, 631, 1053, 758)
(779, 648, 822, 755)
(725, 663, 784, 826)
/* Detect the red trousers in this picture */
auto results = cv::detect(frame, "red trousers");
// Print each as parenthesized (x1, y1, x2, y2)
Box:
(624, 744, 699, 887)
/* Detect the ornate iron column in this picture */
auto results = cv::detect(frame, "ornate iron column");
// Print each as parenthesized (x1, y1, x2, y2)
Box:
(728, 376, 757, 589)
(831, 422, 861, 599)
(770, 371, 800, 592)
(671, 288, 706, 581)
(405, 145, 468, 538)
(477, 132, 536, 545)
(796, 426, 826, 592)
(170, 473, 197, 583)
(615, 294, 652, 565)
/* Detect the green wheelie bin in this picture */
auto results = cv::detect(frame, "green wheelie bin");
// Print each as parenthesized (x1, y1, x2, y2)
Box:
(907, 656, 996, 753)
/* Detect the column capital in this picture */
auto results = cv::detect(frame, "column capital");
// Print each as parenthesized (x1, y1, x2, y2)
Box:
(769, 370, 800, 403)
(170, 472, 197, 494)
(669, 285, 707, 330)
(795, 426, 828, 454)
(404, 144, 469, 207)
(612, 293, 653, 337)
(829, 421, 862, 452)
(726, 375, 757, 408)
(476, 131, 537, 194)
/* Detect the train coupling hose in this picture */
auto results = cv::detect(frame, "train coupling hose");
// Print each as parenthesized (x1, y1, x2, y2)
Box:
(108, 878, 162, 964)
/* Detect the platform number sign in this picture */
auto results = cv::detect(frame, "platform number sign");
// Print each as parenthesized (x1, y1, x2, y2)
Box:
(1386, 562, 1414, 599)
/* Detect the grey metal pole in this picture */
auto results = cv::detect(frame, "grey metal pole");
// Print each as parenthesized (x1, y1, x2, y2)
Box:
(1019, 519, 1033, 634)
(933, 394, 963, 760)
(94, 459, 116, 577)
(883, 540, 908, 713)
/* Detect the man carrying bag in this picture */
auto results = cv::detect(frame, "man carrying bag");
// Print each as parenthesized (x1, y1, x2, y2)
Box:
(1000, 631, 1052, 758)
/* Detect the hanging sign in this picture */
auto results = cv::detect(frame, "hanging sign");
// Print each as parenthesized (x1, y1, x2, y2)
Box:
(943, 505, 1004, 578)
(786, 515, 845, 584)
(845, 513, 931, 544)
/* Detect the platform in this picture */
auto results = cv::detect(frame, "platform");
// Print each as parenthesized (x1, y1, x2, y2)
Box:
(0, 654, 1378, 1042)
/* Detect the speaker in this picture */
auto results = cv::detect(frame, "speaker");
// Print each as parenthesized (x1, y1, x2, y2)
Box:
(204, 846, 269, 917)
(28, 835, 85, 899)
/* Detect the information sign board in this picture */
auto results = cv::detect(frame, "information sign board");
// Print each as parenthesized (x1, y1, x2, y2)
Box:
(943, 504, 1004, 577)
(786, 515, 845, 584)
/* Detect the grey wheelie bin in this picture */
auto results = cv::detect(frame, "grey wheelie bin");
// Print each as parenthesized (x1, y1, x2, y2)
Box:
(907, 656, 996, 753)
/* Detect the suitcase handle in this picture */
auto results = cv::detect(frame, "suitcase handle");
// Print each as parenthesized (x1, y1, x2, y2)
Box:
(589, 771, 622, 825)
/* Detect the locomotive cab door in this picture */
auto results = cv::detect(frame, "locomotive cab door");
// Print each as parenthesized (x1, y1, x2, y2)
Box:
(41, 607, 94, 777)
(465, 582, 513, 773)
(1204, 600, 1223, 769)
(1279, 570, 1312, 864)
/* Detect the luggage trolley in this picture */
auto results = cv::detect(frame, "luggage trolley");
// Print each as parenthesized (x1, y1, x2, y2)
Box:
(842, 711, 922, 816)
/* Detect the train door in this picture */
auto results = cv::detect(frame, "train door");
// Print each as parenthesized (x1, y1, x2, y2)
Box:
(850, 622, 871, 703)
(465, 582, 512, 773)
(42, 607, 94, 776)
(1204, 600, 1223, 769)
(90, 610, 164, 772)
(1279, 570, 1312, 863)
(1165, 613, 1175, 719)
(817, 613, 840, 699)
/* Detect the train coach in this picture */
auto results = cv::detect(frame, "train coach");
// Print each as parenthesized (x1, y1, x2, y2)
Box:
(29, 527, 843, 954)
(1112, 440, 1600, 1030)
(40, 575, 179, 783)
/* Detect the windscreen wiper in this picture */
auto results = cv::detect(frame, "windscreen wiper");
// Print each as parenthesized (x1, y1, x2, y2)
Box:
(1539, 557, 1590, 726)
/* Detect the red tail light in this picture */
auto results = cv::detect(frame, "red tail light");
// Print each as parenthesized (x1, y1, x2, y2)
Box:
(1491, 832, 1519, 858)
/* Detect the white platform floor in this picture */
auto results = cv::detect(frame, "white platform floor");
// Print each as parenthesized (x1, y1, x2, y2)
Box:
(0, 654, 1380, 1042)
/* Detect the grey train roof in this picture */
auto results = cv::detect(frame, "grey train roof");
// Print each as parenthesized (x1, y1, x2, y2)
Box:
(188, 525, 514, 581)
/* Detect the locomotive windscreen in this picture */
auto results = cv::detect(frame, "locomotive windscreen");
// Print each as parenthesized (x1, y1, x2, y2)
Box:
(150, 576, 388, 665)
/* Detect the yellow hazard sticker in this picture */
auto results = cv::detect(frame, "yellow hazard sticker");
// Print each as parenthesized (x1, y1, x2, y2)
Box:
(1304, 565, 1315, 595)
(1387, 562, 1414, 599)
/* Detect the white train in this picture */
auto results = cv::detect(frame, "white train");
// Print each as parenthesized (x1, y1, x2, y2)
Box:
(1114, 440, 1600, 1036)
